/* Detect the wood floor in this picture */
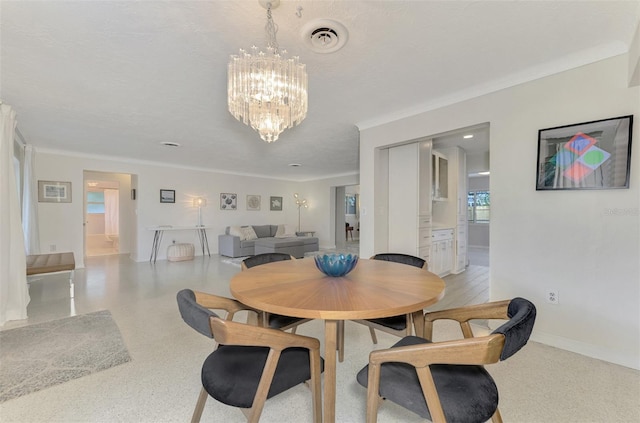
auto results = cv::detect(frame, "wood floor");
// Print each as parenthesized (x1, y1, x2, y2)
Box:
(429, 264, 490, 312)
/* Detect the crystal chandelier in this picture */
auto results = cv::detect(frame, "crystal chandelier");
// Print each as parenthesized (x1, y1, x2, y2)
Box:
(227, 1, 308, 143)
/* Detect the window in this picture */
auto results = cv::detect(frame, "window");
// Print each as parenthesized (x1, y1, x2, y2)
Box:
(468, 191, 490, 223)
(87, 191, 105, 214)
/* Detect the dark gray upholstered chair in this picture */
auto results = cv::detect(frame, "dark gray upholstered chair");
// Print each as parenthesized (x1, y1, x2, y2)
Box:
(353, 253, 429, 344)
(241, 253, 312, 332)
(177, 289, 323, 423)
(356, 297, 536, 423)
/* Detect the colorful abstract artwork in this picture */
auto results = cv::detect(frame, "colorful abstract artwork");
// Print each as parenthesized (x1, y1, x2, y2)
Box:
(536, 116, 633, 190)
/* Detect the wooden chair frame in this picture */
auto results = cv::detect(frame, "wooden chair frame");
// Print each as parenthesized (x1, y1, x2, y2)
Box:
(188, 291, 261, 423)
(365, 300, 513, 423)
(187, 290, 321, 423)
(209, 318, 322, 423)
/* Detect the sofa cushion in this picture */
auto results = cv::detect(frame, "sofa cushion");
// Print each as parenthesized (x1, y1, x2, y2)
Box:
(252, 225, 272, 238)
(239, 239, 257, 248)
(270, 225, 278, 237)
(298, 237, 318, 246)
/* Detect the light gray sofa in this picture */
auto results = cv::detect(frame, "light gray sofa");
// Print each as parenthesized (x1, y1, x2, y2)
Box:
(218, 225, 319, 258)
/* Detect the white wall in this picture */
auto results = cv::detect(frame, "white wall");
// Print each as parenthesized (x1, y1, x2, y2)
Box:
(34, 151, 357, 266)
(359, 54, 640, 369)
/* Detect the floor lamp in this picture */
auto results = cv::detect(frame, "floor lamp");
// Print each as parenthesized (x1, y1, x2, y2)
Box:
(294, 193, 307, 232)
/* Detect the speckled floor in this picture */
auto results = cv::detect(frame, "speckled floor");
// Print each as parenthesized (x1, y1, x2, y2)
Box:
(0, 254, 638, 422)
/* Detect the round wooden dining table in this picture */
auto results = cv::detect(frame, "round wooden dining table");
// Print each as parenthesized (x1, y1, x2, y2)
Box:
(230, 257, 445, 423)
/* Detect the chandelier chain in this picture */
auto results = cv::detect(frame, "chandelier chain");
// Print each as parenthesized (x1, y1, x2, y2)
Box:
(265, 5, 279, 54)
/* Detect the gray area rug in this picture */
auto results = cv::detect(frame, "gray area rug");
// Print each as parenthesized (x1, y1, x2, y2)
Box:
(0, 310, 131, 403)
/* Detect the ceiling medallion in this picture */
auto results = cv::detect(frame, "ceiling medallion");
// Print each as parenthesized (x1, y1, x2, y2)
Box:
(227, 0, 308, 143)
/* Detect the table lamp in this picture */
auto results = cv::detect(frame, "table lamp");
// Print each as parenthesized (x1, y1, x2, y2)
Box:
(193, 197, 207, 226)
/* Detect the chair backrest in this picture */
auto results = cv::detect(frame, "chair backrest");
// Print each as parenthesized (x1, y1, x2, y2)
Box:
(241, 253, 293, 270)
(371, 253, 426, 269)
(491, 297, 537, 360)
(176, 289, 219, 338)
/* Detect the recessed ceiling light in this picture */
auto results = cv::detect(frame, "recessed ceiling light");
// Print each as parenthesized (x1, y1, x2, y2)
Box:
(463, 134, 474, 139)
(288, 163, 302, 167)
(160, 142, 181, 147)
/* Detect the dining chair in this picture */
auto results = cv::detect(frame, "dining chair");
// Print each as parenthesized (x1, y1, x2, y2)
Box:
(352, 253, 428, 344)
(177, 288, 323, 423)
(356, 297, 537, 423)
(241, 253, 312, 332)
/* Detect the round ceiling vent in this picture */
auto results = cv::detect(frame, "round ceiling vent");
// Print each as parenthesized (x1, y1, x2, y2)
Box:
(301, 19, 348, 54)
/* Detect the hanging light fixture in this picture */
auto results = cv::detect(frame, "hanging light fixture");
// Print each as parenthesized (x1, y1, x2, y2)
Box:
(228, 0, 308, 143)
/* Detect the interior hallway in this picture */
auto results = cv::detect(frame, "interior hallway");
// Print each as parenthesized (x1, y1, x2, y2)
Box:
(1, 253, 638, 422)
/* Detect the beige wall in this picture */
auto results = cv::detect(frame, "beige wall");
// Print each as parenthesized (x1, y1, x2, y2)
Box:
(359, 54, 640, 369)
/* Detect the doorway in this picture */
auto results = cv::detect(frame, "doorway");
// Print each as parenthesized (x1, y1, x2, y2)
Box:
(334, 184, 360, 253)
(85, 179, 120, 257)
(83, 171, 134, 259)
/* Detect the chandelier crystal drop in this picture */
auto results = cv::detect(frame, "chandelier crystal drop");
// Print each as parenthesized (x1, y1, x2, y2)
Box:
(227, 2, 308, 143)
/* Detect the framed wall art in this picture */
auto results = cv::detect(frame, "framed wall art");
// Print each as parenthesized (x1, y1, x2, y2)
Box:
(536, 115, 633, 190)
(38, 180, 72, 203)
(270, 196, 283, 211)
(160, 189, 175, 203)
(220, 193, 237, 210)
(246, 195, 261, 211)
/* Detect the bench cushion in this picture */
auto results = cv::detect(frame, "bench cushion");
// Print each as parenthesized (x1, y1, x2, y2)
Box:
(26, 253, 75, 275)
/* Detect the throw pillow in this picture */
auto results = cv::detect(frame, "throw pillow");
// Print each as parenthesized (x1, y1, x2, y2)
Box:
(275, 224, 297, 238)
(229, 226, 245, 239)
(240, 226, 258, 241)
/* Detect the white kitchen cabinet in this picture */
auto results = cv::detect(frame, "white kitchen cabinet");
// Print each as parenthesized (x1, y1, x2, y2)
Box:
(388, 140, 433, 260)
(431, 228, 454, 276)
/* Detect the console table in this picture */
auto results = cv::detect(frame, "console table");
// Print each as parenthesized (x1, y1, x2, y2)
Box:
(147, 226, 211, 263)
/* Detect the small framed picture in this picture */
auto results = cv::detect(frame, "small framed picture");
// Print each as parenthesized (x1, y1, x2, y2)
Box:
(220, 193, 237, 210)
(246, 195, 261, 211)
(38, 181, 72, 203)
(160, 189, 175, 203)
(270, 196, 283, 211)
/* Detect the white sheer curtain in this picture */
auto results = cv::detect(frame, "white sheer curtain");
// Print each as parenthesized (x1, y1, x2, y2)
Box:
(0, 102, 30, 326)
(22, 145, 40, 254)
(104, 189, 119, 236)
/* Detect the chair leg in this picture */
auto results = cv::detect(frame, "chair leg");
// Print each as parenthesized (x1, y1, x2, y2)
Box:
(491, 407, 503, 423)
(338, 321, 344, 361)
(368, 327, 378, 344)
(191, 387, 208, 423)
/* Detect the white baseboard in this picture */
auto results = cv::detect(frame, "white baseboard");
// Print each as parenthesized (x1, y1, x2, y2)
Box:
(530, 331, 639, 370)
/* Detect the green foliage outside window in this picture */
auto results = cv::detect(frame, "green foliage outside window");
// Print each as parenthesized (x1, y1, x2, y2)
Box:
(468, 191, 490, 223)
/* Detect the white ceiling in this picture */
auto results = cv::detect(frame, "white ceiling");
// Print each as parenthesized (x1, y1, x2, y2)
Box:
(2, 1, 638, 181)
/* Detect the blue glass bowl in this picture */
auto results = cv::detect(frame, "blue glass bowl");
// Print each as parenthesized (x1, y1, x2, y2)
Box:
(314, 254, 359, 277)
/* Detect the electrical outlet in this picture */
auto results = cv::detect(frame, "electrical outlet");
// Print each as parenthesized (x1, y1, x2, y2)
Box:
(546, 289, 559, 305)
(50, 244, 57, 252)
